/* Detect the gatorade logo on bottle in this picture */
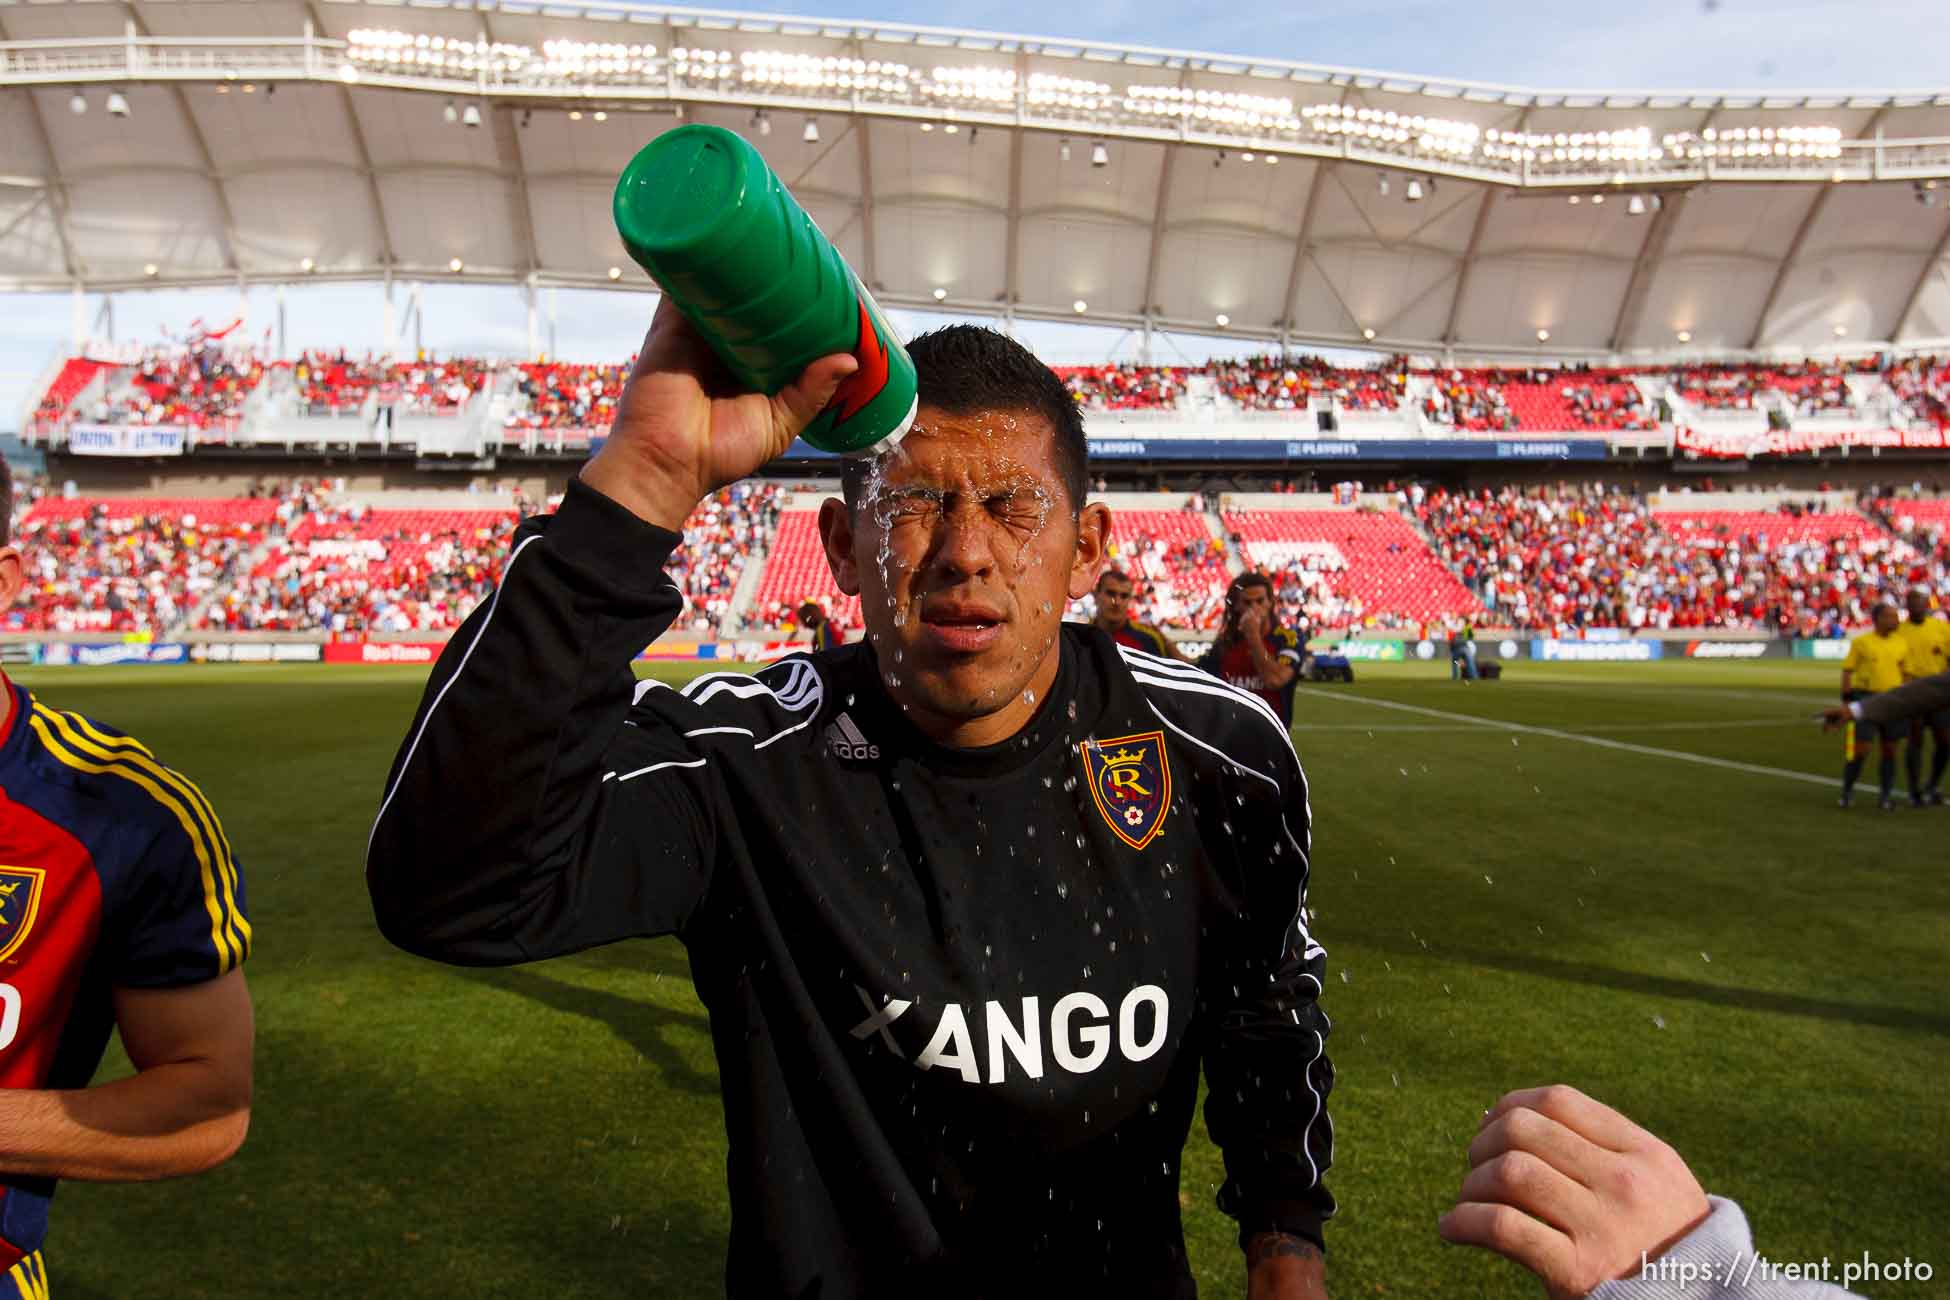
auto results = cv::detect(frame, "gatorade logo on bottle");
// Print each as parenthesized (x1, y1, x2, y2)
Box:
(834, 300, 889, 424)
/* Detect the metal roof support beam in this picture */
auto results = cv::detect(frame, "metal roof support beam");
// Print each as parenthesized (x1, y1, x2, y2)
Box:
(1745, 188, 1831, 350)
(480, 9, 539, 282)
(1280, 160, 1330, 339)
(1893, 214, 1950, 343)
(1443, 108, 1528, 345)
(1440, 189, 1496, 344)
(119, 9, 241, 276)
(1139, 142, 1177, 320)
(855, 115, 878, 291)
(1748, 109, 1884, 348)
(308, 4, 394, 274)
(1607, 190, 1687, 352)
(1002, 121, 1023, 312)
(0, 13, 82, 284)
(494, 104, 542, 280)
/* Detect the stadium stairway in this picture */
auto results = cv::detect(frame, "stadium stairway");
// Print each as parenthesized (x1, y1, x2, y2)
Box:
(722, 531, 772, 633)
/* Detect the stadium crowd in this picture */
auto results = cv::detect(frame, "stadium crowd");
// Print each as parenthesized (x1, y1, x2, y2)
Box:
(295, 353, 489, 416)
(1415, 484, 1942, 635)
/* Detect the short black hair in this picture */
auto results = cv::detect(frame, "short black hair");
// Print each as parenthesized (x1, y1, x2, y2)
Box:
(1095, 568, 1133, 590)
(840, 324, 1088, 515)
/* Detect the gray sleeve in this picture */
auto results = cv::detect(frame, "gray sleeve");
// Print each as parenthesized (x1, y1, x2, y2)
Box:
(1588, 1197, 1862, 1300)
(1857, 669, 1950, 724)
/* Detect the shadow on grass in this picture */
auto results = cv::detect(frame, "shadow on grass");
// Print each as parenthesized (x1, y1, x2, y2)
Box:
(461, 963, 721, 1097)
(1368, 939, 1950, 1037)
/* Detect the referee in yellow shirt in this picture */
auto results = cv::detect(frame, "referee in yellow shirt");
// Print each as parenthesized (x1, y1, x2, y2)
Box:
(1896, 588, 1950, 806)
(1840, 603, 1910, 809)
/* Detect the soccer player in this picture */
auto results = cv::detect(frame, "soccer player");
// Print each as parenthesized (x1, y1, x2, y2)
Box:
(796, 600, 845, 650)
(1838, 603, 1908, 810)
(1196, 572, 1305, 724)
(1089, 568, 1185, 660)
(0, 463, 254, 1297)
(1894, 588, 1950, 806)
(367, 315, 1334, 1300)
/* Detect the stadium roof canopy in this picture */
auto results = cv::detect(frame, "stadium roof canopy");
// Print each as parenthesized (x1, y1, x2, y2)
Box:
(3, 0, 1950, 359)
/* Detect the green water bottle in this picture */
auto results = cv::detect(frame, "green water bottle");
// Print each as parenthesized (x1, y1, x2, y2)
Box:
(613, 124, 918, 457)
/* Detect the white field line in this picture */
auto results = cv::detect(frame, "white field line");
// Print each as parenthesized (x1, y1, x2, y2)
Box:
(1294, 718, 1807, 734)
(1293, 688, 1837, 788)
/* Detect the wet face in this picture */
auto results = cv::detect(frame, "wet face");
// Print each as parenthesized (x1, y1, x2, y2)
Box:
(1094, 576, 1134, 630)
(820, 408, 1108, 747)
(1875, 605, 1901, 635)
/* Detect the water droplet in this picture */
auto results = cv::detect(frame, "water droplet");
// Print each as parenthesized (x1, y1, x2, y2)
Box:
(1023, 689, 1036, 705)
(1483, 874, 1493, 885)
(1652, 1014, 1667, 1030)
(1056, 881, 1068, 899)
(1081, 965, 1092, 978)
(984, 943, 992, 957)
(1700, 951, 1711, 963)
(1339, 969, 1350, 983)
(1147, 1100, 1159, 1113)
(1062, 775, 1077, 792)
(1042, 775, 1054, 788)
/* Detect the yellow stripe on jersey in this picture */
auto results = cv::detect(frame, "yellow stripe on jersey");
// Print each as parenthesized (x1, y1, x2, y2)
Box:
(5, 1250, 48, 1300)
(53, 707, 252, 957)
(26, 706, 244, 973)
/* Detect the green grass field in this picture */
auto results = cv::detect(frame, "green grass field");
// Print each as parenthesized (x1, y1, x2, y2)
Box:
(12, 659, 1947, 1299)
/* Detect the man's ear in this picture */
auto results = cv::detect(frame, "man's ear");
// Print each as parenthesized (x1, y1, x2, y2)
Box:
(817, 499, 861, 597)
(0, 547, 22, 611)
(1068, 502, 1111, 601)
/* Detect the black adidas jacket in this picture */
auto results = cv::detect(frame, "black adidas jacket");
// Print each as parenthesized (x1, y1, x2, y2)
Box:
(366, 481, 1335, 1299)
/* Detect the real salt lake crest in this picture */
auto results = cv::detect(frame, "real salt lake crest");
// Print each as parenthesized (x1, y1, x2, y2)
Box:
(1080, 731, 1171, 850)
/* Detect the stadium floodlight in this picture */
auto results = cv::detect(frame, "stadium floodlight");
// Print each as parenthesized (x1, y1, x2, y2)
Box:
(1059, 138, 1071, 162)
(932, 287, 948, 301)
(1833, 324, 1848, 337)
(143, 263, 159, 277)
(68, 92, 87, 116)
(919, 122, 934, 133)
(105, 92, 130, 119)
(449, 257, 465, 272)
(1676, 329, 1692, 343)
(338, 64, 360, 84)
(1090, 141, 1109, 168)
(1362, 327, 1376, 340)
(944, 123, 959, 135)
(1627, 195, 1646, 215)
(569, 109, 583, 121)
(1265, 154, 1278, 165)
(444, 100, 459, 124)
(803, 117, 820, 143)
(592, 110, 607, 123)
(300, 257, 316, 273)
(1567, 195, 1581, 205)
(1241, 152, 1254, 163)
(1404, 178, 1425, 202)
(1535, 328, 1550, 342)
(1590, 193, 1605, 206)
(1072, 299, 1088, 314)
(607, 266, 622, 281)
(462, 104, 483, 128)
(1214, 313, 1230, 327)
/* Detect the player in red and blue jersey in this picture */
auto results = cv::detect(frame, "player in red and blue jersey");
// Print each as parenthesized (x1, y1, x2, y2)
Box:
(0, 467, 254, 1297)
(1089, 569, 1187, 661)
(1197, 572, 1304, 725)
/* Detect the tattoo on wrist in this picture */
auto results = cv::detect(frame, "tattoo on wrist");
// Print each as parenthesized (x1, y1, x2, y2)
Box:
(1246, 1232, 1321, 1268)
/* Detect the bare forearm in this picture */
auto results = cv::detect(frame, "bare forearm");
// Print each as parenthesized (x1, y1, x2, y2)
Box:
(0, 1062, 249, 1182)
(1247, 640, 1296, 688)
(1245, 1231, 1327, 1299)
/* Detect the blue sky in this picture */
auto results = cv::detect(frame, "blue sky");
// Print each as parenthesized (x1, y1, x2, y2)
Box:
(2, 0, 1940, 428)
